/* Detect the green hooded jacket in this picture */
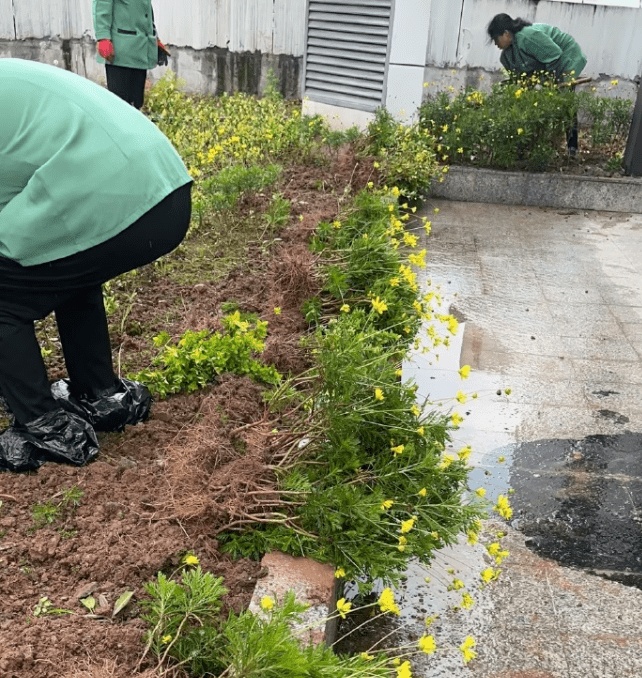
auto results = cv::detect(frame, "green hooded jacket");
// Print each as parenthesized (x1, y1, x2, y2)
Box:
(0, 59, 192, 266)
(500, 24, 587, 82)
(93, 0, 158, 70)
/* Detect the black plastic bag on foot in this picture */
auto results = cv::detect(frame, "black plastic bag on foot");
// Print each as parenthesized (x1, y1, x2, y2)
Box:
(0, 408, 98, 472)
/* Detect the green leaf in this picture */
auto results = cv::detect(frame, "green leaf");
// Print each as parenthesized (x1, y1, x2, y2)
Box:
(80, 596, 96, 612)
(113, 590, 134, 616)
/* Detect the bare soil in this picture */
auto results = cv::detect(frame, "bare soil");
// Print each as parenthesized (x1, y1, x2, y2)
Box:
(0, 149, 375, 678)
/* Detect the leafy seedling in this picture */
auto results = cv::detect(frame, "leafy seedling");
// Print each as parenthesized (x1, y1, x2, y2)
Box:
(33, 597, 74, 617)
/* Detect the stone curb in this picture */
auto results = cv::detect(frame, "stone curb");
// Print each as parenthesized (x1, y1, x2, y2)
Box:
(248, 551, 339, 646)
(430, 165, 642, 213)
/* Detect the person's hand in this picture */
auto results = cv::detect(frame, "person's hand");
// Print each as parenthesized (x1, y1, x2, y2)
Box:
(157, 39, 170, 67)
(98, 39, 114, 61)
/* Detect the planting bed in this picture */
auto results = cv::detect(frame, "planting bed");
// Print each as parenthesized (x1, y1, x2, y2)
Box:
(0, 150, 374, 678)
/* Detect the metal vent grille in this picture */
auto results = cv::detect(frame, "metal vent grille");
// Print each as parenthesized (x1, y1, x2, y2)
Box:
(304, 0, 393, 112)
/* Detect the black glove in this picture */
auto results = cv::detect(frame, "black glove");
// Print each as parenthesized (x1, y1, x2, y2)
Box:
(157, 40, 170, 67)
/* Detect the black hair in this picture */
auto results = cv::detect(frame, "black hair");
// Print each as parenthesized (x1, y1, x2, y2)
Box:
(487, 14, 532, 41)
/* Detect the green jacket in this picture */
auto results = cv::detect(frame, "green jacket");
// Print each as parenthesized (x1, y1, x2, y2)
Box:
(500, 24, 587, 81)
(93, 0, 158, 70)
(0, 59, 191, 266)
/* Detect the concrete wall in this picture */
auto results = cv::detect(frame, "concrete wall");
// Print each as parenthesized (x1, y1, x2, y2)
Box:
(0, 0, 305, 97)
(0, 0, 640, 101)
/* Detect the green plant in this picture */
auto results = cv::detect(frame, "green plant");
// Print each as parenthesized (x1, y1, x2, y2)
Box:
(30, 485, 84, 529)
(363, 108, 439, 201)
(133, 311, 281, 398)
(140, 569, 391, 677)
(605, 152, 624, 172)
(418, 76, 634, 171)
(140, 567, 227, 674)
(31, 501, 61, 529)
(420, 73, 578, 170)
(577, 91, 633, 146)
(265, 192, 291, 227)
(218, 189, 484, 587)
(33, 597, 74, 617)
(203, 163, 282, 212)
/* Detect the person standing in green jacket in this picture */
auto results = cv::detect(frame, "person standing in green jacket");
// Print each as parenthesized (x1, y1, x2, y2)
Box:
(0, 58, 192, 472)
(487, 14, 587, 153)
(93, 0, 170, 109)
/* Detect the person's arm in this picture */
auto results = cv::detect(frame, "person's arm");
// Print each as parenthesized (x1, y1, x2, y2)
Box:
(93, 0, 114, 41)
(93, 0, 115, 60)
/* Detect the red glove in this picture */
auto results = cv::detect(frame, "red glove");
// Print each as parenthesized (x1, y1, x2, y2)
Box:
(98, 39, 114, 61)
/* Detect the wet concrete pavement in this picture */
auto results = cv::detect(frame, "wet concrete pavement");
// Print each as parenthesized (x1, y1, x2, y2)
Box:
(398, 201, 642, 677)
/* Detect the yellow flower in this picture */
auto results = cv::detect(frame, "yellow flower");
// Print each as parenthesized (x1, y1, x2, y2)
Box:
(424, 220, 432, 234)
(418, 487, 427, 497)
(398, 535, 408, 551)
(439, 454, 456, 470)
(332, 220, 341, 229)
(433, 207, 440, 214)
(375, 388, 385, 401)
(451, 412, 463, 427)
(395, 368, 403, 377)
(475, 487, 486, 498)
(336, 598, 352, 619)
(515, 88, 523, 98)
(403, 232, 418, 248)
(441, 124, 448, 132)
(611, 79, 619, 86)
(487, 542, 501, 556)
(381, 499, 393, 510)
(260, 596, 274, 611)
(373, 161, 380, 168)
(334, 568, 346, 578)
(411, 404, 420, 417)
(456, 390, 467, 404)
(161, 634, 172, 644)
(517, 128, 523, 135)
(460, 636, 477, 663)
(467, 530, 479, 545)
(371, 296, 388, 315)
(495, 550, 510, 564)
(494, 494, 513, 519)
(458, 445, 472, 461)
(378, 587, 401, 615)
(480, 567, 498, 583)
(361, 652, 374, 661)
(389, 277, 400, 287)
(458, 365, 471, 379)
(461, 592, 474, 609)
(273, 307, 281, 315)
(367, 181, 374, 188)
(457, 147, 464, 153)
(408, 249, 427, 268)
(449, 578, 465, 591)
(340, 304, 350, 313)
(183, 554, 199, 566)
(400, 516, 417, 534)
(391, 444, 405, 457)
(396, 660, 413, 678)
(498, 455, 506, 463)
(416, 426, 425, 436)
(419, 635, 437, 654)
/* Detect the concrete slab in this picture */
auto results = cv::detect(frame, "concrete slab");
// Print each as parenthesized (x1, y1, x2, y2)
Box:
(248, 551, 339, 646)
(430, 166, 642, 213)
(384, 199, 642, 676)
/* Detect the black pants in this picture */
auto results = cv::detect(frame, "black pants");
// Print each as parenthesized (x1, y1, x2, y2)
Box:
(105, 64, 147, 109)
(0, 182, 192, 425)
